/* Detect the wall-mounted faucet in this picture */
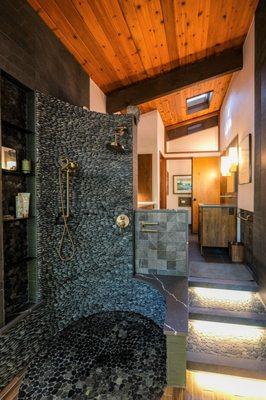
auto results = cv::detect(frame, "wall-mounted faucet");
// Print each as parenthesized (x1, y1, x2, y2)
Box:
(116, 214, 129, 235)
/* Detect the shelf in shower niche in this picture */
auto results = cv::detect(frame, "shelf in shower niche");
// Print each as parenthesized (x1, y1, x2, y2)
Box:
(2, 170, 35, 176)
(3, 216, 35, 222)
(8, 256, 36, 267)
(1, 119, 35, 135)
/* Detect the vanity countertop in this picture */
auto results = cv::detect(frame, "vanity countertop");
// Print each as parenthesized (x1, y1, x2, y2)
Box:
(199, 203, 237, 208)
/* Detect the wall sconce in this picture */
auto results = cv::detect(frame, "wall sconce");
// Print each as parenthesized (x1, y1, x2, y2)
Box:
(228, 146, 238, 172)
(221, 156, 231, 176)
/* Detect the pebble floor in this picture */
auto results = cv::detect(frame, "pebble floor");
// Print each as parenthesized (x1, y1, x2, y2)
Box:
(18, 312, 166, 400)
(188, 321, 266, 361)
(189, 288, 266, 314)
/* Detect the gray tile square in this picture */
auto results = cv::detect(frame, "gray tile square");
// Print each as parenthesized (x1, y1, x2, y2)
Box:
(176, 251, 186, 260)
(157, 259, 167, 268)
(140, 259, 148, 268)
(167, 213, 176, 222)
(158, 232, 167, 243)
(148, 260, 157, 268)
(157, 242, 166, 251)
(149, 241, 158, 250)
(157, 250, 167, 260)
(150, 249, 159, 259)
(176, 213, 187, 223)
(167, 251, 176, 261)
(158, 221, 167, 231)
(148, 269, 158, 274)
(167, 261, 176, 269)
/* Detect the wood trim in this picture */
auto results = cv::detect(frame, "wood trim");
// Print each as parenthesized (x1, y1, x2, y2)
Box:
(0, 370, 24, 400)
(167, 115, 218, 141)
(165, 157, 193, 161)
(160, 151, 167, 209)
(0, 69, 4, 329)
(137, 153, 153, 203)
(166, 150, 220, 154)
(106, 47, 243, 113)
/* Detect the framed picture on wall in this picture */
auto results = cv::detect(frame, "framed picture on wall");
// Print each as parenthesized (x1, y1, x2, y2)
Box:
(239, 134, 252, 185)
(173, 175, 192, 194)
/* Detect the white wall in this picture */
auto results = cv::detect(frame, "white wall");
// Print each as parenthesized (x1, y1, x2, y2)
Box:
(137, 110, 165, 208)
(167, 159, 192, 223)
(89, 78, 106, 113)
(166, 126, 219, 153)
(220, 22, 254, 211)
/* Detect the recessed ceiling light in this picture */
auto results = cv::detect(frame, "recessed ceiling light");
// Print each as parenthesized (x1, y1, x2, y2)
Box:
(186, 91, 213, 114)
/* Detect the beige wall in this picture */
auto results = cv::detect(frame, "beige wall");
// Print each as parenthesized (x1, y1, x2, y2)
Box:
(166, 126, 219, 153)
(220, 22, 254, 212)
(89, 78, 106, 113)
(137, 110, 165, 208)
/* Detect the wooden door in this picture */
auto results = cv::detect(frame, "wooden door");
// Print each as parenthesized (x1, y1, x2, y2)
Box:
(138, 154, 152, 202)
(192, 157, 220, 233)
(160, 153, 167, 209)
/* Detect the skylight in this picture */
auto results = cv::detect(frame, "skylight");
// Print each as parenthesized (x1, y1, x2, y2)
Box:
(186, 91, 213, 114)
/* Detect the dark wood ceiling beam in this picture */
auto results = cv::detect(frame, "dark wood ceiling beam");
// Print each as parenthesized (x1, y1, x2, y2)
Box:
(165, 112, 219, 131)
(106, 46, 243, 113)
(166, 114, 219, 141)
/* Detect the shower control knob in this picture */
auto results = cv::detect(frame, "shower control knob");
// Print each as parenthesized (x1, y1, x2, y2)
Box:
(116, 214, 130, 235)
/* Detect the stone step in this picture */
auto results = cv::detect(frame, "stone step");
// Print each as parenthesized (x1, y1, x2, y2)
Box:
(189, 276, 259, 292)
(187, 351, 266, 380)
(189, 306, 266, 327)
(188, 320, 266, 379)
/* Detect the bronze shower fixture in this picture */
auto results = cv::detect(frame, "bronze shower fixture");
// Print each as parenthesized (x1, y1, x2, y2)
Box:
(106, 126, 127, 153)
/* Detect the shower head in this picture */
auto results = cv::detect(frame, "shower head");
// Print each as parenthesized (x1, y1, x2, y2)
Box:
(115, 126, 127, 136)
(59, 156, 79, 173)
(106, 126, 127, 153)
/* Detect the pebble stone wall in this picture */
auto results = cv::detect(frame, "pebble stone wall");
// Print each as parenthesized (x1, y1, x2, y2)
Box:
(0, 92, 166, 387)
(18, 312, 167, 399)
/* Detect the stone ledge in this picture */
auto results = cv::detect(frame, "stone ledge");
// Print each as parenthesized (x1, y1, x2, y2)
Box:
(187, 351, 266, 380)
(189, 277, 259, 291)
(135, 274, 188, 388)
(189, 306, 266, 327)
(135, 274, 188, 335)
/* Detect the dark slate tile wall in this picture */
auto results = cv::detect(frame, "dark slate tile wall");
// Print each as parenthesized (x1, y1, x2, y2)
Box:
(0, 93, 165, 387)
(135, 210, 188, 276)
(0, 0, 89, 107)
(254, 0, 266, 303)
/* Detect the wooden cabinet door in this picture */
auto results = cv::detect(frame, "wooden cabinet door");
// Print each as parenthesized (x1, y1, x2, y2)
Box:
(138, 154, 152, 202)
(192, 157, 220, 233)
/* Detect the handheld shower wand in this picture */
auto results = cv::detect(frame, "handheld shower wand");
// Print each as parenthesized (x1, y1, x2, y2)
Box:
(58, 156, 79, 261)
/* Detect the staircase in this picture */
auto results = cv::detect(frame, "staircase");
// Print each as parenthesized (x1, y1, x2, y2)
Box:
(187, 270, 266, 380)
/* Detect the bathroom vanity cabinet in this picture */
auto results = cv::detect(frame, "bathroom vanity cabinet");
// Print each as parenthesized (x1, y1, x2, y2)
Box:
(0, 70, 38, 329)
(198, 204, 237, 253)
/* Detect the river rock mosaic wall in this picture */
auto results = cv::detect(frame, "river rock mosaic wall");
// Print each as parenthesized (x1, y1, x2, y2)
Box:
(0, 92, 166, 388)
(135, 210, 188, 276)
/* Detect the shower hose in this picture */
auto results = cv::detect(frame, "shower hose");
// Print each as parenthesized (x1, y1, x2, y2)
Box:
(58, 166, 75, 261)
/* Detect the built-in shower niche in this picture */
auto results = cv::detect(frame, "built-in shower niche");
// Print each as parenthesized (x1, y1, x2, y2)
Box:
(0, 71, 38, 328)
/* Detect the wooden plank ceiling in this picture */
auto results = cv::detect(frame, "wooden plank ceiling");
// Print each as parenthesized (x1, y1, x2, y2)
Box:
(28, 0, 257, 126)
(140, 74, 233, 126)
